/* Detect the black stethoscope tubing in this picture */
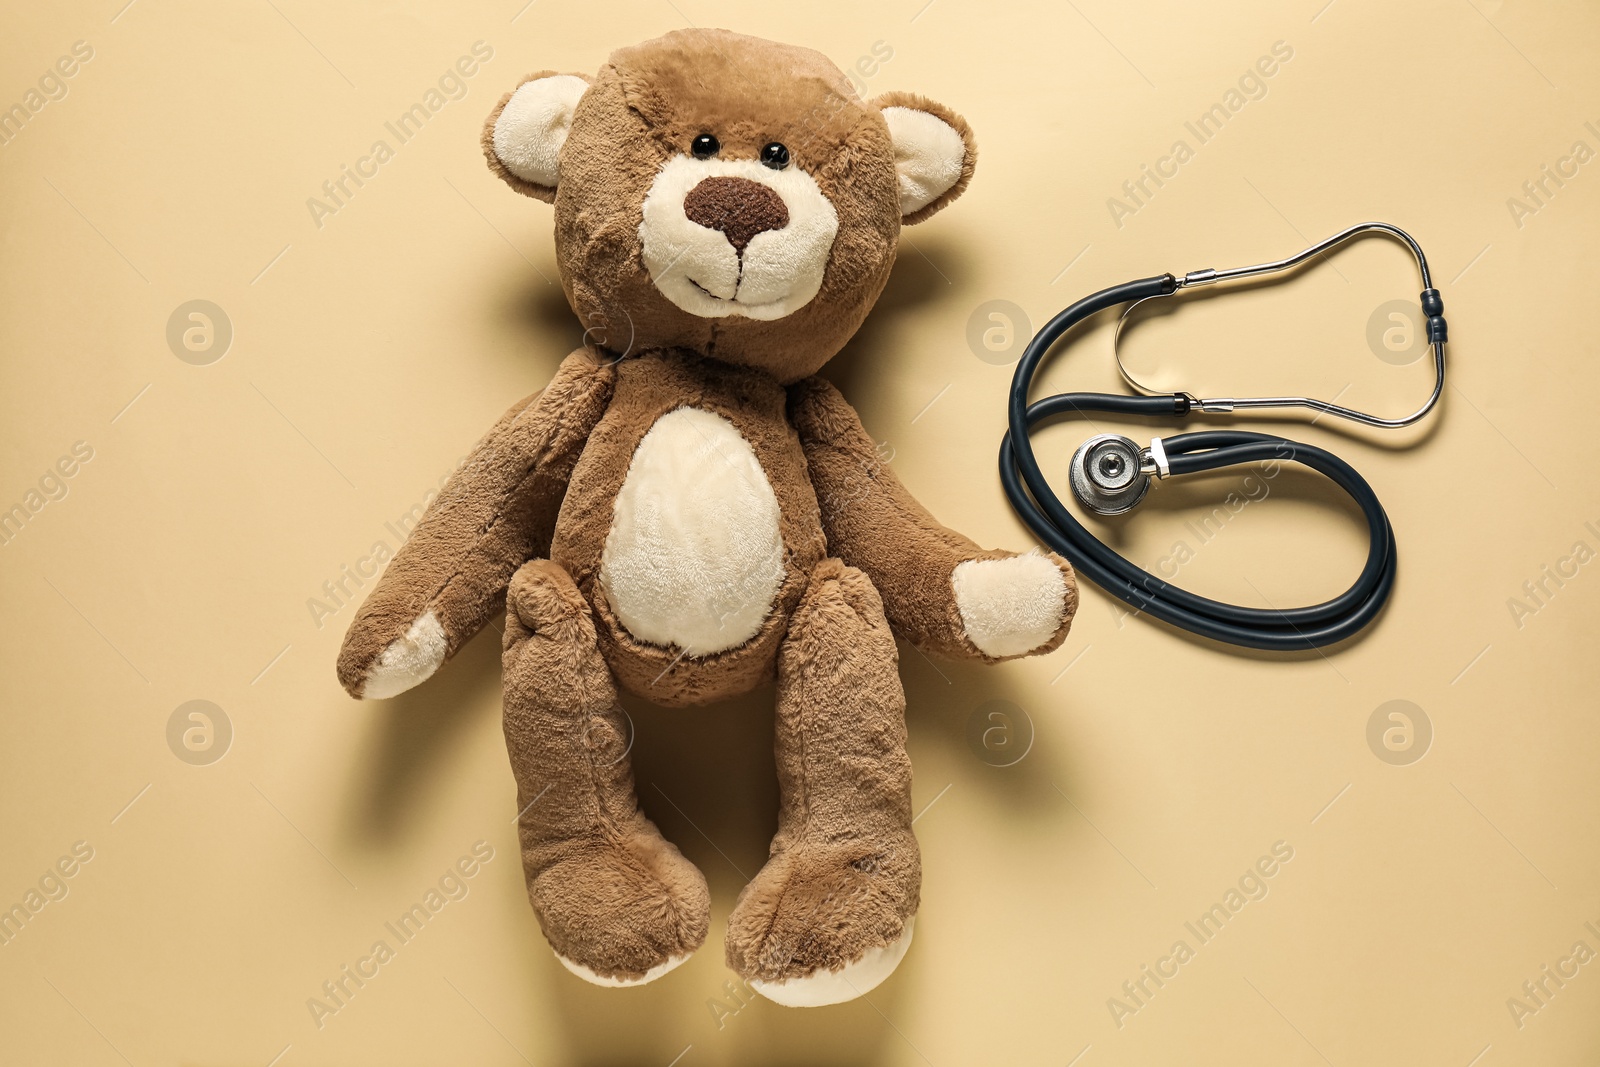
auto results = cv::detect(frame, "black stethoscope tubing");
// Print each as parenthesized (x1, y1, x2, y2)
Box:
(1000, 274, 1398, 651)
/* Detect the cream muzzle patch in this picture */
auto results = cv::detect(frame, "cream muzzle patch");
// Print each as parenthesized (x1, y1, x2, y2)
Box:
(639, 156, 839, 321)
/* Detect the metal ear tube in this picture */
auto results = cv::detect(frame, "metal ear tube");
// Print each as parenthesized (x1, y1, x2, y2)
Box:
(999, 222, 1447, 650)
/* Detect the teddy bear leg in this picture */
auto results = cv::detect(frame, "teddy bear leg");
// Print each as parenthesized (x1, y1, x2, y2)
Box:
(725, 559, 920, 1007)
(502, 559, 710, 986)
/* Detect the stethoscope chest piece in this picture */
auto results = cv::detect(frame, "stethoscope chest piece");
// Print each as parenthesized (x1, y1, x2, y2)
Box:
(1069, 434, 1150, 516)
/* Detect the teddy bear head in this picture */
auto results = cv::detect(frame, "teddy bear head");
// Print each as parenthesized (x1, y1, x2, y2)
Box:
(482, 28, 975, 383)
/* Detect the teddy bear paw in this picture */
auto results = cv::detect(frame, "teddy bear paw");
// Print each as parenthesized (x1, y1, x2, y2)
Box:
(952, 552, 1073, 658)
(555, 948, 693, 987)
(357, 612, 447, 699)
(745, 919, 916, 1008)
(530, 831, 710, 987)
(725, 834, 919, 1007)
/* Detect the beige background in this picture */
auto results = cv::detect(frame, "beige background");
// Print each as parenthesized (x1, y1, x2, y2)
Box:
(2, 0, 1597, 1064)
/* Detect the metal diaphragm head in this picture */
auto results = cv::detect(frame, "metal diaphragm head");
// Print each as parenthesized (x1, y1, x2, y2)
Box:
(1069, 434, 1150, 516)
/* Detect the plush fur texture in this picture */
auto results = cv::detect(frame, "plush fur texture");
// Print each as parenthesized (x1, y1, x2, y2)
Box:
(751, 919, 916, 1007)
(881, 107, 966, 216)
(724, 561, 918, 987)
(340, 28, 1078, 1000)
(548, 30, 904, 384)
(361, 611, 446, 699)
(554, 350, 826, 708)
(640, 157, 839, 320)
(789, 377, 1077, 662)
(336, 349, 616, 697)
(492, 74, 590, 192)
(482, 70, 591, 202)
(502, 559, 710, 979)
(953, 553, 1072, 658)
(599, 406, 786, 655)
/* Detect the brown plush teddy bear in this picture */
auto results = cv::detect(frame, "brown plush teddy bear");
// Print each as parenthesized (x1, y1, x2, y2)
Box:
(337, 28, 1076, 1007)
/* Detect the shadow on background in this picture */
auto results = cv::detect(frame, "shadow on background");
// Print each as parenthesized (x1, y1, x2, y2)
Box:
(827, 232, 966, 396)
(501, 276, 588, 358)
(337, 620, 504, 853)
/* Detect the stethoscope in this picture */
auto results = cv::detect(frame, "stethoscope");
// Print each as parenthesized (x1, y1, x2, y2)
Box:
(1000, 222, 1448, 651)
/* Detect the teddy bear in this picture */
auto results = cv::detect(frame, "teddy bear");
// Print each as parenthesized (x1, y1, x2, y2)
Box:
(337, 27, 1077, 1007)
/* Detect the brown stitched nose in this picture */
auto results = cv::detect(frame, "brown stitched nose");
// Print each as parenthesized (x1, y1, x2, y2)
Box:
(682, 176, 789, 252)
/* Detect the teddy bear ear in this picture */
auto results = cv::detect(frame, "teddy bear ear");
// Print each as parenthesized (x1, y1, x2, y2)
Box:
(870, 92, 977, 224)
(482, 71, 592, 202)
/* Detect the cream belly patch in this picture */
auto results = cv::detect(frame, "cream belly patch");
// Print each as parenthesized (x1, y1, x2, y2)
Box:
(600, 406, 785, 656)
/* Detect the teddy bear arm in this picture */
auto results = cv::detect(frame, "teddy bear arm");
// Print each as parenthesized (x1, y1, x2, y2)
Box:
(788, 376, 1077, 662)
(336, 349, 616, 699)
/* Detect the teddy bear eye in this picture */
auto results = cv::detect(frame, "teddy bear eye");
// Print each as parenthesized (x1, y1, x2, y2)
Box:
(760, 142, 790, 170)
(691, 133, 719, 159)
